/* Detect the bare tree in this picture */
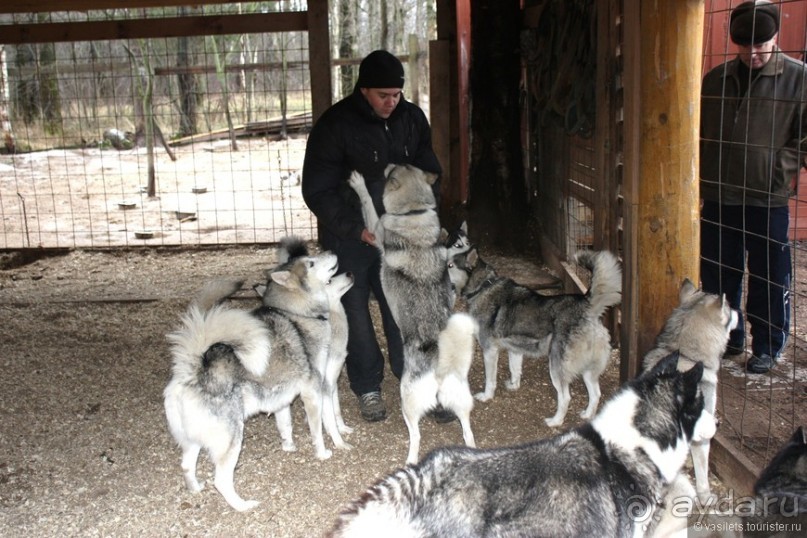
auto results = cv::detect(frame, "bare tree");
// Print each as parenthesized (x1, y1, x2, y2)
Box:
(338, 0, 357, 98)
(176, 6, 199, 137)
(0, 45, 14, 152)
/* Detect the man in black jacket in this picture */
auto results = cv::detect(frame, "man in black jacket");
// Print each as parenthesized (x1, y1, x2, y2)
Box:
(302, 50, 442, 421)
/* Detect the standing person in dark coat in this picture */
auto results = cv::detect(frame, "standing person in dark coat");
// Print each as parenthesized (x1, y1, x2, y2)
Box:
(302, 50, 445, 422)
(700, 1, 807, 373)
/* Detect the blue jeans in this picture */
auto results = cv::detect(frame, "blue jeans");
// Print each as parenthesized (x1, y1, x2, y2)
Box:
(324, 237, 404, 396)
(700, 201, 791, 358)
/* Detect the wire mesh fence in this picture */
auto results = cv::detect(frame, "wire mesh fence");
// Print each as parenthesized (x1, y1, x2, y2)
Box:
(0, 3, 317, 248)
(702, 0, 807, 465)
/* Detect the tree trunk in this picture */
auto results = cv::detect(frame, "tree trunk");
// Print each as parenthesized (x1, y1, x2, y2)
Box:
(38, 39, 62, 136)
(176, 7, 198, 137)
(338, 0, 356, 99)
(0, 45, 15, 153)
(467, 0, 530, 252)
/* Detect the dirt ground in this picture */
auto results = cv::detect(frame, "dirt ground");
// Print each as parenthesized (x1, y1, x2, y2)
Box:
(0, 245, 628, 537)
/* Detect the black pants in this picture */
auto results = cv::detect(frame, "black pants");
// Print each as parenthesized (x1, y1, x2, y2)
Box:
(329, 238, 404, 396)
(700, 201, 791, 358)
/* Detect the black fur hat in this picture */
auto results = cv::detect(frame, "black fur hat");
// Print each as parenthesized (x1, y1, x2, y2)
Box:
(730, 1, 780, 45)
(356, 50, 405, 89)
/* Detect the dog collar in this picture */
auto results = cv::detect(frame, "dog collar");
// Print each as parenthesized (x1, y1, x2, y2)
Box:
(463, 277, 495, 300)
(388, 207, 434, 216)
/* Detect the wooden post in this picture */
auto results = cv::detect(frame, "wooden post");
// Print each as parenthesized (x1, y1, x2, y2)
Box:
(622, 0, 704, 378)
(408, 34, 420, 107)
(307, 0, 332, 125)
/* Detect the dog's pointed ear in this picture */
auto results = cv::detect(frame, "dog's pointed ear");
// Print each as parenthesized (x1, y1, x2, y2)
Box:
(467, 248, 479, 267)
(422, 171, 439, 186)
(651, 351, 680, 377)
(440, 227, 448, 243)
(269, 270, 293, 288)
(680, 278, 698, 302)
(682, 361, 704, 389)
(461, 221, 468, 233)
(792, 426, 807, 446)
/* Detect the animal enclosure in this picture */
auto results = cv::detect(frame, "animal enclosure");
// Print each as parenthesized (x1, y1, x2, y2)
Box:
(1, 0, 806, 506)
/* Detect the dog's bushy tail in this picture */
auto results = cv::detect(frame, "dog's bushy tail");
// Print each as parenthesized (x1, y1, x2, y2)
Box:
(277, 236, 309, 265)
(575, 250, 622, 320)
(436, 312, 477, 381)
(168, 299, 271, 384)
(189, 277, 243, 311)
(327, 466, 429, 538)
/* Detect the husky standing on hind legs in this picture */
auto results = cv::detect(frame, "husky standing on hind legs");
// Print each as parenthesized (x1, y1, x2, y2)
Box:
(349, 163, 477, 464)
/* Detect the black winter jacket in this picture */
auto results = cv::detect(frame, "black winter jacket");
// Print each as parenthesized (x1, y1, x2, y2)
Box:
(302, 88, 441, 249)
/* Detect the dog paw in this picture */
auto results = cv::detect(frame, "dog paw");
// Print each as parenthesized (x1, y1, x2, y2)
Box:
(504, 380, 520, 391)
(280, 440, 297, 452)
(315, 448, 333, 460)
(335, 441, 354, 451)
(544, 416, 563, 427)
(338, 424, 354, 435)
(348, 171, 364, 190)
(184, 476, 204, 493)
(474, 391, 493, 402)
(579, 409, 595, 420)
(233, 499, 261, 512)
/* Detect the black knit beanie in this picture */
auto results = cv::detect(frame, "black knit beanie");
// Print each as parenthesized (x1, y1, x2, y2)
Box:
(356, 50, 405, 89)
(730, 1, 780, 45)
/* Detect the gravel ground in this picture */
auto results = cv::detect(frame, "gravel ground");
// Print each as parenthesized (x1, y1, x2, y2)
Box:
(0, 246, 623, 537)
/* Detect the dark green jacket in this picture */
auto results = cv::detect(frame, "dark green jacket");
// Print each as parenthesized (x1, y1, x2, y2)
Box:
(700, 48, 807, 207)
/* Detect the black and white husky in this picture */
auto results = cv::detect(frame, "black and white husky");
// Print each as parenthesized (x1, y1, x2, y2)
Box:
(327, 352, 716, 537)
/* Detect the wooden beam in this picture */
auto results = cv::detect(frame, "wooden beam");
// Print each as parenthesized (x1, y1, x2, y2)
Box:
(635, 0, 704, 362)
(0, 11, 308, 44)
(621, 0, 704, 381)
(307, 0, 331, 125)
(0, 0, 260, 14)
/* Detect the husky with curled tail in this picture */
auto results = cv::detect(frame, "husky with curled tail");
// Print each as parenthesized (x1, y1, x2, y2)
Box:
(164, 245, 339, 512)
(164, 278, 272, 512)
(448, 248, 622, 427)
(327, 352, 716, 538)
(349, 164, 478, 464)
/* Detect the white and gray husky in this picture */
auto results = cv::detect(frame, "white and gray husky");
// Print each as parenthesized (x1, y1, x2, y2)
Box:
(327, 352, 716, 538)
(163, 247, 339, 511)
(349, 164, 477, 464)
(448, 247, 622, 426)
(256, 238, 356, 450)
(642, 278, 738, 506)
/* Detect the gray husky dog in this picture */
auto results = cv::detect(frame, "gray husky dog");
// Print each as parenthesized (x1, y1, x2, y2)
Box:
(441, 220, 471, 307)
(256, 238, 356, 450)
(349, 164, 477, 464)
(448, 248, 622, 426)
(327, 352, 717, 538)
(163, 248, 339, 511)
(642, 278, 738, 506)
